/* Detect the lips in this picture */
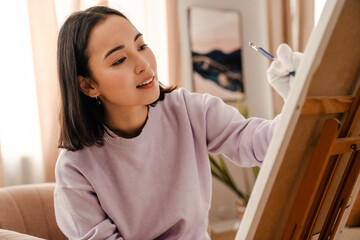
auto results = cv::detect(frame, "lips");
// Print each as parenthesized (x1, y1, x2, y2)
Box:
(136, 75, 155, 88)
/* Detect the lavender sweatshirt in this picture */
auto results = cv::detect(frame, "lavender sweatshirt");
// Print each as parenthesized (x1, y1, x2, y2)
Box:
(54, 88, 279, 240)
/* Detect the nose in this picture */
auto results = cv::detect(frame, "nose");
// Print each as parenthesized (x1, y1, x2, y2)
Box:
(134, 55, 150, 74)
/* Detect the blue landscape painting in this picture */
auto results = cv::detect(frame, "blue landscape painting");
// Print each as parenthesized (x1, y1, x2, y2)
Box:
(192, 49, 243, 93)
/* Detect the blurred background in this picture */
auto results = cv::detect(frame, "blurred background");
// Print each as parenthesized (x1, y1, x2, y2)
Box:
(0, 0, 326, 237)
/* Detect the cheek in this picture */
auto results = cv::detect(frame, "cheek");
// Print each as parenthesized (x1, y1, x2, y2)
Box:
(89, 57, 130, 84)
(147, 49, 157, 70)
(101, 72, 132, 92)
(93, 63, 131, 85)
(98, 76, 132, 104)
(93, 70, 133, 101)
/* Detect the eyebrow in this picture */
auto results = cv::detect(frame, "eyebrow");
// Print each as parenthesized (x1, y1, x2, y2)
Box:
(104, 32, 143, 59)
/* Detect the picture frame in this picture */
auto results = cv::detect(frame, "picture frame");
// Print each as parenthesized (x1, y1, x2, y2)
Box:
(178, 0, 273, 119)
(188, 7, 244, 105)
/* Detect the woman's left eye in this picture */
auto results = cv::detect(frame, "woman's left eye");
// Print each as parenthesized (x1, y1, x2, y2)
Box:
(112, 57, 126, 66)
(138, 44, 148, 51)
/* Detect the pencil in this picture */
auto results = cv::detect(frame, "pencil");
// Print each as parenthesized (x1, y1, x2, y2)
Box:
(248, 41, 295, 76)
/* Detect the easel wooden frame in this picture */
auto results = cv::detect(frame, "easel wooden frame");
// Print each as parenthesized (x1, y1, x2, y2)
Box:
(282, 84, 360, 239)
(236, 0, 360, 239)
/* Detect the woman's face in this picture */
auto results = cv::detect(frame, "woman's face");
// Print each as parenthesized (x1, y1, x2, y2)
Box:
(85, 15, 160, 110)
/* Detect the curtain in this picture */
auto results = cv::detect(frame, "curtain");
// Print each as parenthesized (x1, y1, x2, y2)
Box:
(298, 0, 314, 52)
(0, 149, 3, 187)
(27, 0, 60, 182)
(26, 0, 111, 183)
(165, 0, 182, 87)
(0, 0, 44, 186)
(26, 0, 117, 184)
(72, 0, 81, 12)
(267, 0, 314, 114)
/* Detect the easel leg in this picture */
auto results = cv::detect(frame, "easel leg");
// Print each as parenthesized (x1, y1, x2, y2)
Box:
(320, 150, 360, 239)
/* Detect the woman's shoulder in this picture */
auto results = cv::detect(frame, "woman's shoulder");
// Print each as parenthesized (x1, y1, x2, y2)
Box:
(165, 87, 191, 99)
(164, 87, 216, 105)
(55, 148, 98, 189)
(155, 88, 230, 124)
(55, 146, 103, 185)
(57, 148, 85, 162)
(159, 88, 201, 111)
(164, 87, 225, 110)
(56, 147, 96, 173)
(56, 149, 79, 173)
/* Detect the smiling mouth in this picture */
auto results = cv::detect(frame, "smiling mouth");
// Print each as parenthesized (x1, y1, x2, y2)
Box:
(136, 77, 154, 88)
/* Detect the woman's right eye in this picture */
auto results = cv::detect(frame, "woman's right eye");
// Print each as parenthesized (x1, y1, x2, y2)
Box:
(112, 57, 126, 66)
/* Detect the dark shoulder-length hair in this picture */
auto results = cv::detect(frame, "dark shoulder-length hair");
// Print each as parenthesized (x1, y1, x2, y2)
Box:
(57, 6, 175, 151)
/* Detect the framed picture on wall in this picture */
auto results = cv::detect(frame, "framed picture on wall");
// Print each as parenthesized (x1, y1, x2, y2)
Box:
(178, 0, 273, 119)
(188, 7, 244, 105)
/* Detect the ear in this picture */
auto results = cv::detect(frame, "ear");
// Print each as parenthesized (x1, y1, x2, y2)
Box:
(78, 75, 98, 98)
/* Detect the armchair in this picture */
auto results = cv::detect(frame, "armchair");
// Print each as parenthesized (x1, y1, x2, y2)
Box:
(0, 183, 66, 240)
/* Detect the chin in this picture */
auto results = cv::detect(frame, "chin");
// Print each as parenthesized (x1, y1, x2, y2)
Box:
(153, 85, 161, 99)
(147, 84, 161, 104)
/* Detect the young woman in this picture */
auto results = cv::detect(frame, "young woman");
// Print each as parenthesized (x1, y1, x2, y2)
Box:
(54, 6, 302, 240)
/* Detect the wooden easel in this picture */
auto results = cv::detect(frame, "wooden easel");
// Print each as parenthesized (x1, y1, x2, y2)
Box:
(281, 80, 360, 239)
(235, 1, 360, 239)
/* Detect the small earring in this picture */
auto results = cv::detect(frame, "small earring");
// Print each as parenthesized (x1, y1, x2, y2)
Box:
(95, 96, 101, 106)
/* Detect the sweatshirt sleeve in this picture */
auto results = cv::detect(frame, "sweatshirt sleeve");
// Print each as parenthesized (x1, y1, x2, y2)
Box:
(54, 152, 123, 240)
(201, 93, 280, 167)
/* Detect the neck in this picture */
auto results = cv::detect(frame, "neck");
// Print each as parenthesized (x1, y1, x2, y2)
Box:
(105, 105, 149, 138)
